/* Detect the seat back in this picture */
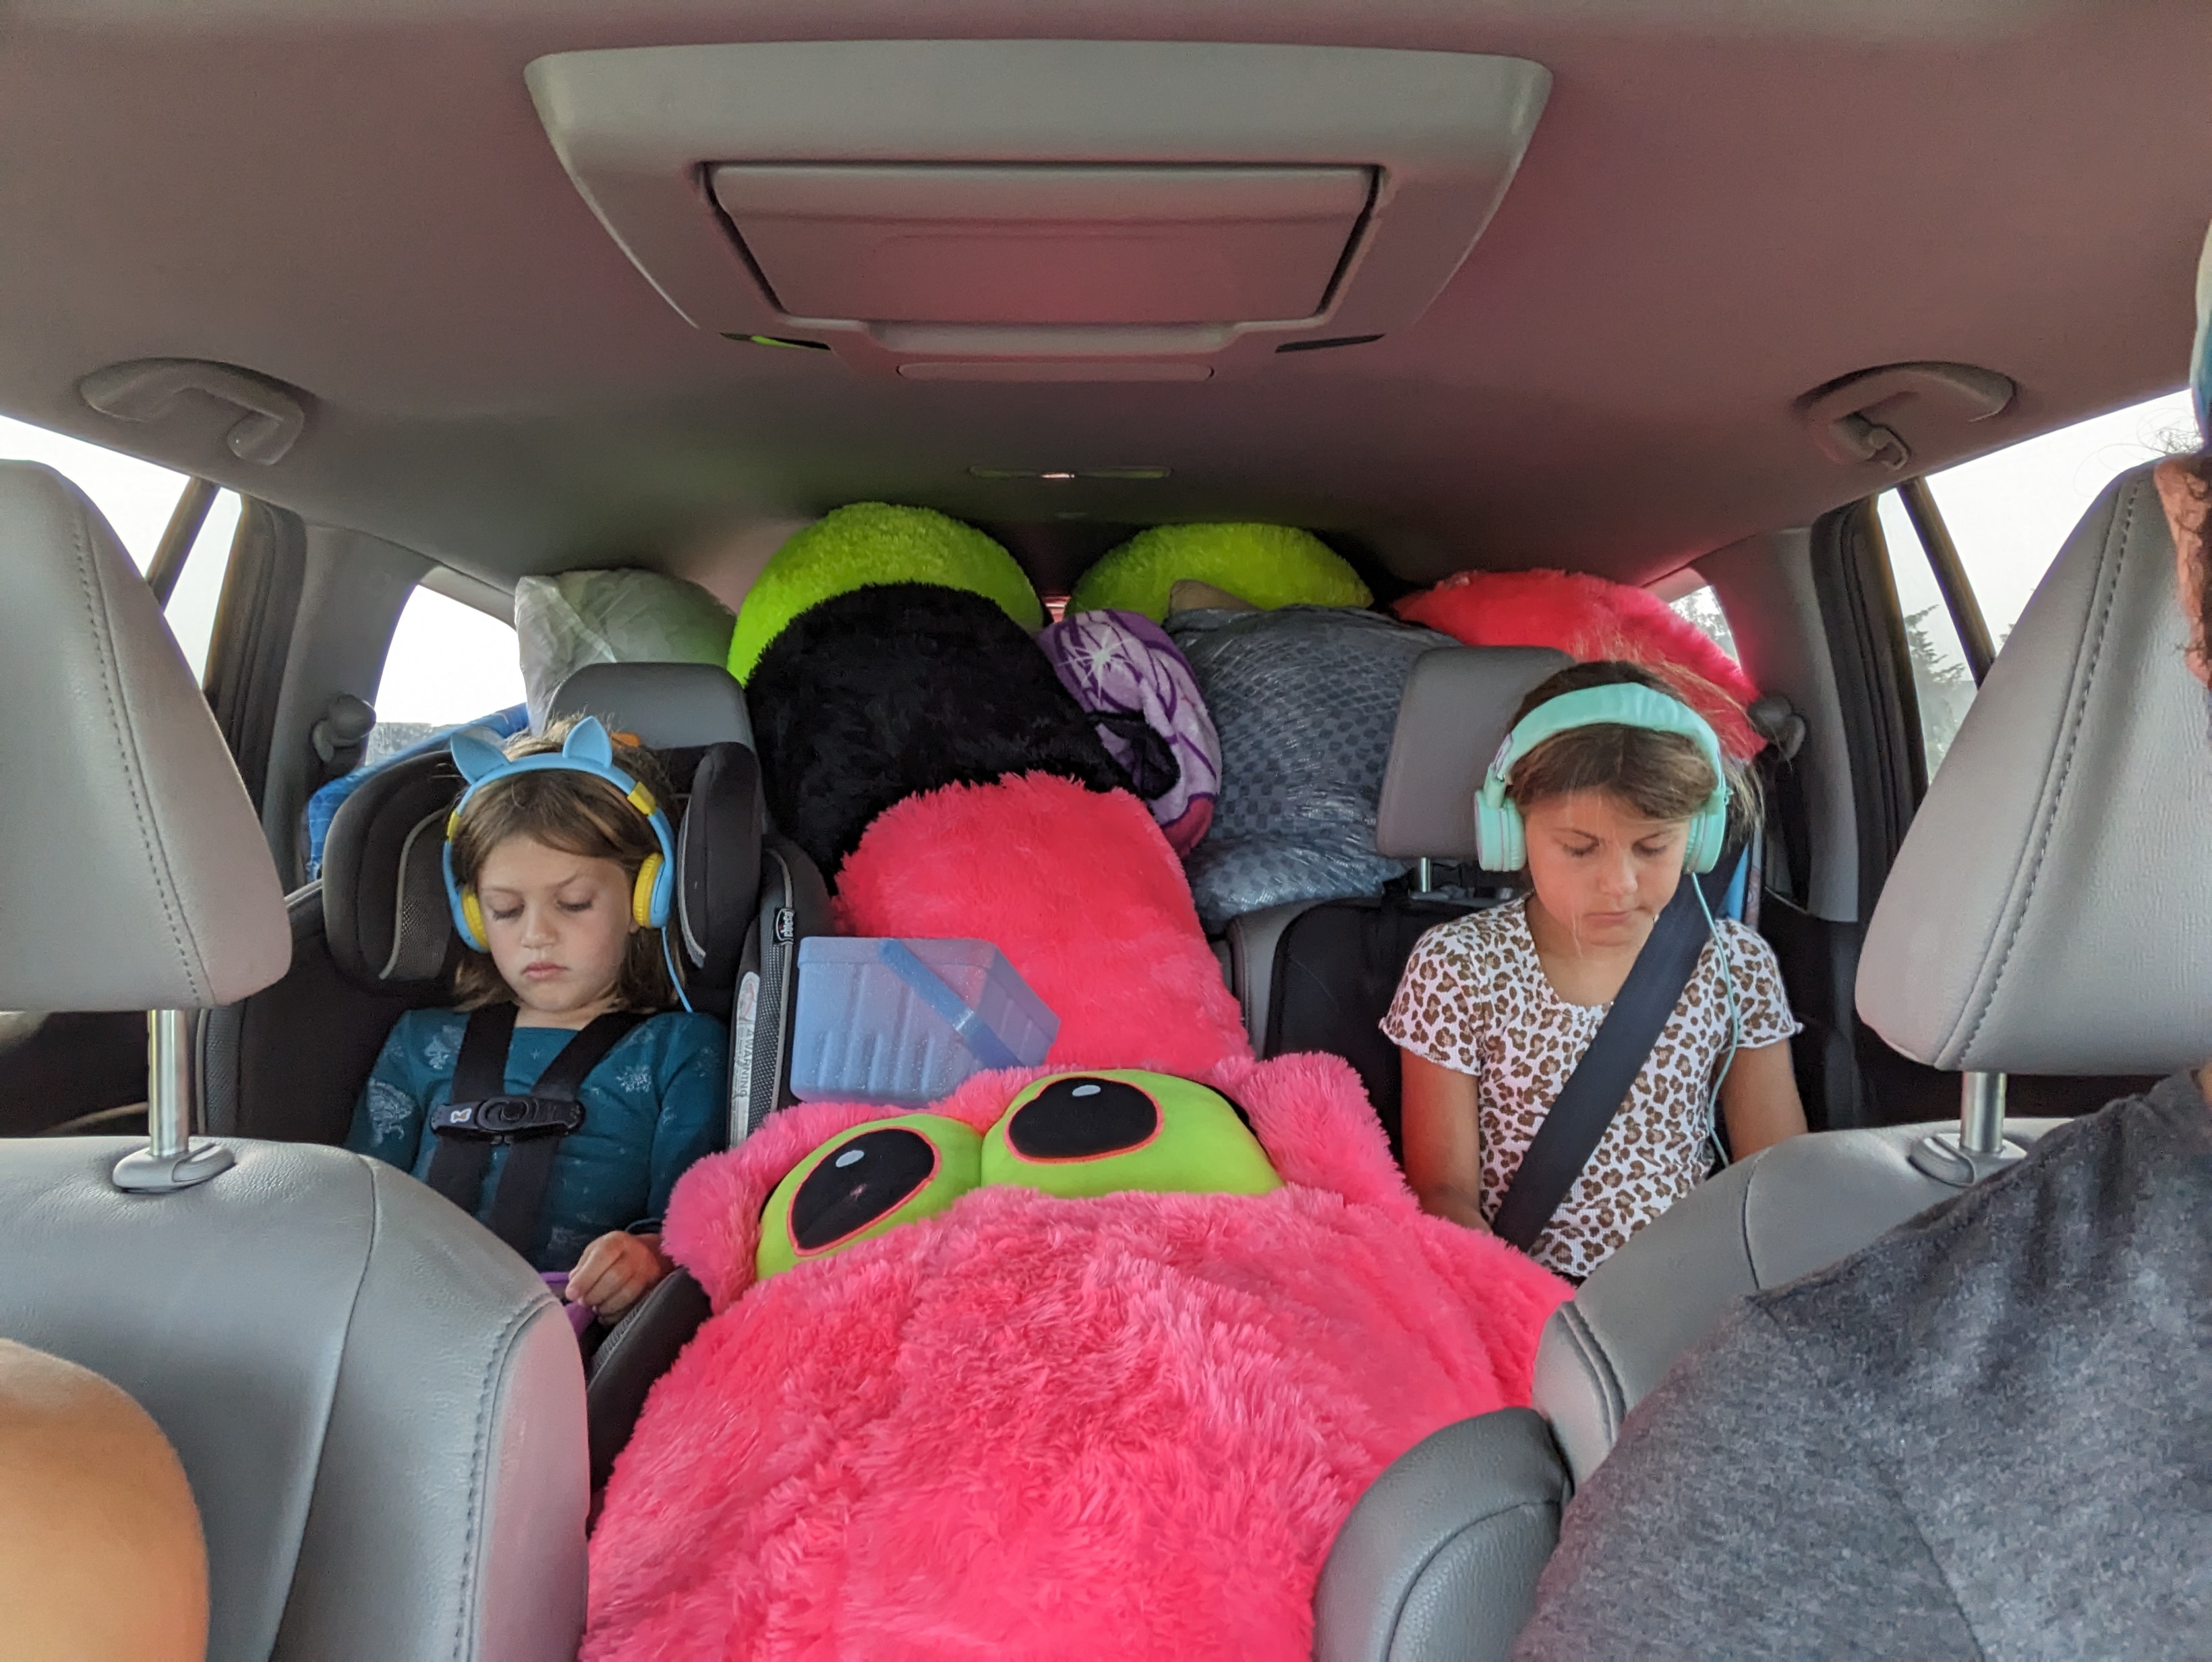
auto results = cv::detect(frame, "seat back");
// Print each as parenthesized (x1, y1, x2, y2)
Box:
(1, 1141, 589, 1661)
(1224, 646, 1566, 1147)
(0, 461, 587, 1661)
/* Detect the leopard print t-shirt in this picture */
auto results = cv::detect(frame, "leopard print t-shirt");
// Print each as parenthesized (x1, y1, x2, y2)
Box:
(1382, 898, 1800, 1279)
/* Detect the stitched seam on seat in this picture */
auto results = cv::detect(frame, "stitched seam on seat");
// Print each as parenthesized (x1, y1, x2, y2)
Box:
(1956, 482, 2134, 1060)
(1557, 1304, 1624, 1450)
(453, 1297, 548, 1661)
(1382, 1499, 1561, 1659)
(69, 504, 199, 997)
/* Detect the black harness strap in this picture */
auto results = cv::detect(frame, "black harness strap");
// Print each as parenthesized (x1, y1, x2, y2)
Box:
(1489, 873, 1713, 1253)
(424, 1004, 645, 1255)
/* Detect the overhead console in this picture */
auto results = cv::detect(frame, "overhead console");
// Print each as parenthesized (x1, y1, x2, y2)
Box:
(526, 40, 1548, 381)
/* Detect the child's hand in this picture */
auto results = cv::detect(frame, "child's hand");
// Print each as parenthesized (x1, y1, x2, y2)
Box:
(564, 1231, 673, 1321)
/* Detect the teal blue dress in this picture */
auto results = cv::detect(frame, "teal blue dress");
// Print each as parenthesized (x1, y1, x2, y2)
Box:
(347, 1007, 727, 1271)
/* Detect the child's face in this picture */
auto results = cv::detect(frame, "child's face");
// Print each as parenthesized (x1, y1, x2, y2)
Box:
(473, 834, 637, 1023)
(1519, 789, 1687, 950)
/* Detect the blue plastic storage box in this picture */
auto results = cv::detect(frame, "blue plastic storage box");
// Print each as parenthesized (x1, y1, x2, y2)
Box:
(790, 938, 1059, 1106)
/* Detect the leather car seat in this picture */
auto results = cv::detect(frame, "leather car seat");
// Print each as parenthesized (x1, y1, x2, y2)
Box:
(0, 460, 589, 1661)
(1317, 463, 2203, 1661)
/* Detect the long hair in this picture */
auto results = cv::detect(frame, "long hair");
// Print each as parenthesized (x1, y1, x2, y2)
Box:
(446, 718, 674, 1012)
(1505, 660, 1760, 838)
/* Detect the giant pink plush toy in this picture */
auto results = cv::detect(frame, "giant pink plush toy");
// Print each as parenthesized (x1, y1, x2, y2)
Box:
(585, 777, 1568, 1661)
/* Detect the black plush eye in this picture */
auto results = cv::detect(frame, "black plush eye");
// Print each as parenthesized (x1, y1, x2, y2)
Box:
(982, 1069, 1280, 1201)
(755, 1112, 983, 1280)
(1005, 1076, 1159, 1161)
(790, 1127, 939, 1251)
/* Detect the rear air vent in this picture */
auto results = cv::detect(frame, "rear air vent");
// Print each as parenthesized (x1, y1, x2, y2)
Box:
(527, 40, 1548, 382)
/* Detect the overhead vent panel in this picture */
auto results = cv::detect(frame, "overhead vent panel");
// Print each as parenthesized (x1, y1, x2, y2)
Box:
(527, 40, 1549, 380)
(709, 164, 1373, 328)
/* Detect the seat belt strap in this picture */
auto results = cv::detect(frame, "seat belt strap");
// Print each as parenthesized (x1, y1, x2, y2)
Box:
(1489, 874, 1713, 1253)
(482, 1011, 644, 1252)
(425, 1004, 518, 1214)
(425, 1006, 646, 1256)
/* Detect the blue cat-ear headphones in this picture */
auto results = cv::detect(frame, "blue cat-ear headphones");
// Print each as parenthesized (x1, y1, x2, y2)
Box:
(441, 715, 676, 951)
(1474, 683, 1730, 873)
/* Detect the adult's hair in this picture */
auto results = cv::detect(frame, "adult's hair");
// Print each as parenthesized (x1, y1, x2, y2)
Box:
(2170, 443, 2212, 655)
(446, 716, 674, 1012)
(1507, 659, 1759, 838)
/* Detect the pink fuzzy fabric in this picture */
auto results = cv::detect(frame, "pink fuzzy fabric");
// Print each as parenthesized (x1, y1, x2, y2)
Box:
(590, 1050, 1569, 1662)
(832, 772, 1253, 1079)
(1396, 568, 1766, 758)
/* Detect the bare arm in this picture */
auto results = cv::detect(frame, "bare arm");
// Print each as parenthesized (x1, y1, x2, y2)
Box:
(1399, 1048, 1491, 1232)
(1718, 1040, 1807, 1159)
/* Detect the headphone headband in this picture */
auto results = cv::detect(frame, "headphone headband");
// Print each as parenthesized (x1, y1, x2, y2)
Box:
(441, 716, 676, 948)
(1476, 681, 1731, 873)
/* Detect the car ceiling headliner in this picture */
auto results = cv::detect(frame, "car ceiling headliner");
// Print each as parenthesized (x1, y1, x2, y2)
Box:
(3, 0, 2210, 593)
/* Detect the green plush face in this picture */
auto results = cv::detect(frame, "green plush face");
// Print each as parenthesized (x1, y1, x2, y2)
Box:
(1064, 522, 1373, 623)
(754, 1072, 1281, 1282)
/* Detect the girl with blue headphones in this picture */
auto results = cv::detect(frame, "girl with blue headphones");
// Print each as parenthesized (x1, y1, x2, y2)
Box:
(1382, 662, 1807, 1280)
(344, 716, 726, 1325)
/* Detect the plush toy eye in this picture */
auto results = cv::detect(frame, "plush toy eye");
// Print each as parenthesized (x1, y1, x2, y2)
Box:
(981, 1070, 1280, 1201)
(756, 1112, 983, 1281)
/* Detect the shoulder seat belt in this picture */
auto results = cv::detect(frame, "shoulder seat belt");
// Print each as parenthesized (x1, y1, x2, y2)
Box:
(426, 1003, 645, 1255)
(1488, 872, 1713, 1253)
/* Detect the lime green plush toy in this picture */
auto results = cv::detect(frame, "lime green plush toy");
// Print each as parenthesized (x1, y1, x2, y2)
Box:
(727, 503, 1047, 682)
(1066, 523, 1372, 623)
(755, 1112, 985, 1280)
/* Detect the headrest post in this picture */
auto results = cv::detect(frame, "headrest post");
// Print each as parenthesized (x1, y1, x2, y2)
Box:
(1416, 857, 1434, 895)
(112, 1010, 234, 1194)
(1906, 1070, 2022, 1190)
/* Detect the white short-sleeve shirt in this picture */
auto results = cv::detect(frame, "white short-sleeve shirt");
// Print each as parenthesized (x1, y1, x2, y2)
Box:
(1382, 897, 1800, 1279)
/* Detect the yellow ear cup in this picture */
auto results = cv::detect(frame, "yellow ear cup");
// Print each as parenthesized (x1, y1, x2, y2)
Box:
(461, 890, 486, 951)
(633, 852, 664, 929)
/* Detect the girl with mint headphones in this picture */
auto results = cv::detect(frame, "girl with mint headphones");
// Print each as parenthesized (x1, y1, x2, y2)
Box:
(1382, 661, 1807, 1280)
(345, 716, 726, 1325)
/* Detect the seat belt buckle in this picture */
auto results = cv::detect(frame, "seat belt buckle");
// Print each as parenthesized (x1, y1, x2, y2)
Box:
(434, 1096, 587, 1141)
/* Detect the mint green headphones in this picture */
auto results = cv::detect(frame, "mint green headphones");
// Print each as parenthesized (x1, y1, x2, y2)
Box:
(1475, 683, 1730, 873)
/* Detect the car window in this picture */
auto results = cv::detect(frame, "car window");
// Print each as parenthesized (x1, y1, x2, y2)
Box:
(1875, 388, 2192, 778)
(1664, 578, 1739, 661)
(0, 414, 239, 679)
(370, 581, 527, 763)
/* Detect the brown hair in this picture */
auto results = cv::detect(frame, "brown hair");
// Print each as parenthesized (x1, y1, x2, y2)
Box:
(2166, 445, 2212, 659)
(447, 717, 676, 1012)
(1505, 660, 1757, 836)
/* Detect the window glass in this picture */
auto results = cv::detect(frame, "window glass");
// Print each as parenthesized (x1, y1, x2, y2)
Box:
(1921, 389, 2193, 646)
(0, 415, 237, 678)
(1873, 389, 2190, 780)
(370, 583, 526, 762)
(1666, 581, 1739, 661)
(1873, 494, 1977, 778)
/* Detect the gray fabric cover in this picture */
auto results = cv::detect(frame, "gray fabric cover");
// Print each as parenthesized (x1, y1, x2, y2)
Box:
(1374, 646, 1572, 860)
(1314, 1408, 1568, 1662)
(1532, 1118, 2056, 1487)
(0, 461, 289, 1009)
(0, 1138, 589, 1662)
(1168, 606, 1454, 930)
(1858, 463, 2212, 1074)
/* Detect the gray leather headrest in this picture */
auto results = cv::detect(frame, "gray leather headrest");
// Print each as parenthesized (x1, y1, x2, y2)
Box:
(548, 660, 754, 750)
(1858, 464, 2212, 1074)
(0, 463, 288, 1010)
(1374, 646, 1571, 861)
